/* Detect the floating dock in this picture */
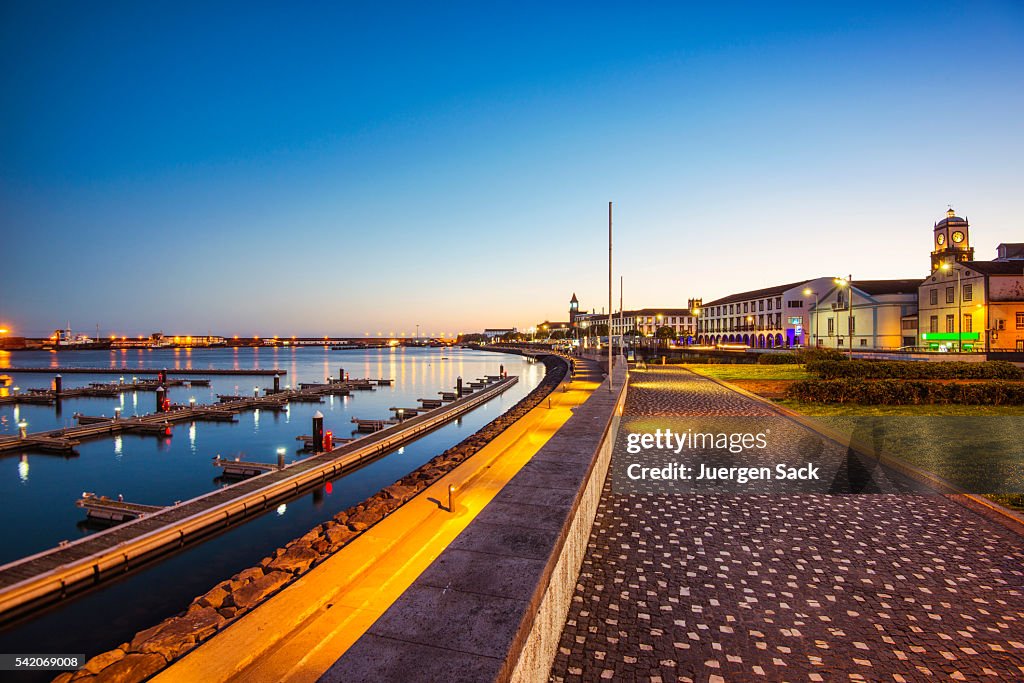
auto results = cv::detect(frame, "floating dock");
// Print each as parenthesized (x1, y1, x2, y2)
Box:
(0, 374, 518, 621)
(76, 494, 164, 522)
(212, 456, 279, 478)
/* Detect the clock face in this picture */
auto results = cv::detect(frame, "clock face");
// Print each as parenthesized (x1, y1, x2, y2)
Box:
(936, 233, 946, 246)
(952, 231, 965, 244)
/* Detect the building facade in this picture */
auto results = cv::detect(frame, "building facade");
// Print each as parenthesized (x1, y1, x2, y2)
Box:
(918, 209, 1024, 351)
(809, 280, 920, 350)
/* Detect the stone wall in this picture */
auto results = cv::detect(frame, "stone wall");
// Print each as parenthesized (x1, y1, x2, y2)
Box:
(56, 355, 567, 683)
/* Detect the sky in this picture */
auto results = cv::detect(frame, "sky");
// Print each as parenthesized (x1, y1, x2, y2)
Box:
(1, 1, 1022, 337)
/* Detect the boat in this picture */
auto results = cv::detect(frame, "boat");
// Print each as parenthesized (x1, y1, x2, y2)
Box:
(43, 325, 110, 350)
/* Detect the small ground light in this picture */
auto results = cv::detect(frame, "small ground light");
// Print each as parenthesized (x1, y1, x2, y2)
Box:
(189, 397, 196, 407)
(254, 386, 260, 397)
(448, 484, 456, 512)
(114, 407, 121, 420)
(18, 420, 28, 438)
(277, 447, 287, 470)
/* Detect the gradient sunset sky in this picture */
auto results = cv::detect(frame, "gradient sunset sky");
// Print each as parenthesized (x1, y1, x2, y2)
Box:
(2, 1, 1022, 337)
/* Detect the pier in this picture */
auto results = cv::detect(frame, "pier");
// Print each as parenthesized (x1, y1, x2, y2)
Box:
(0, 367, 286, 376)
(0, 378, 387, 455)
(0, 374, 518, 620)
(212, 456, 280, 478)
(76, 494, 165, 522)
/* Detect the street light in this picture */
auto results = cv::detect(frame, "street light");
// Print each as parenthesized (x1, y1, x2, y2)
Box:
(803, 288, 819, 348)
(833, 275, 853, 358)
(940, 263, 963, 353)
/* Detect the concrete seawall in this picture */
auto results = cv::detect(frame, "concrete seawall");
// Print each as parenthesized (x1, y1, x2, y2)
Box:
(324, 358, 628, 682)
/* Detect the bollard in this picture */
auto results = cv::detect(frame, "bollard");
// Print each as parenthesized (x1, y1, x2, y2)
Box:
(339, 368, 345, 382)
(114, 407, 121, 420)
(54, 374, 63, 396)
(273, 374, 280, 392)
(312, 411, 324, 454)
(457, 377, 463, 398)
(448, 484, 456, 512)
(159, 369, 167, 385)
(500, 364, 505, 378)
(277, 447, 286, 470)
(156, 386, 166, 413)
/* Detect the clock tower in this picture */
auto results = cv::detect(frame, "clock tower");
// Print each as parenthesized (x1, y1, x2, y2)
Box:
(930, 207, 974, 271)
(569, 293, 579, 325)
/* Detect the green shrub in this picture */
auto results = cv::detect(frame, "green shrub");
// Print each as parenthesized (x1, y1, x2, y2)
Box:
(797, 347, 848, 363)
(806, 360, 1024, 381)
(757, 353, 800, 365)
(786, 379, 1024, 404)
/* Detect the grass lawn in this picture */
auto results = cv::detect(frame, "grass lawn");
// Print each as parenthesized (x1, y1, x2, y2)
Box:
(683, 364, 811, 381)
(774, 399, 1024, 416)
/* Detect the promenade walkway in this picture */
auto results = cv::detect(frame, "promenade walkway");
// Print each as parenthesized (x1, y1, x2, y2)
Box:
(551, 367, 1024, 681)
(153, 360, 602, 683)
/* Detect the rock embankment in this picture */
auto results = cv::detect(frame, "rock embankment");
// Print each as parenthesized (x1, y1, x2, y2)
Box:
(58, 353, 566, 683)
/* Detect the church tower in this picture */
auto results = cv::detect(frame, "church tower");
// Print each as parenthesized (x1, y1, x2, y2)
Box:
(569, 293, 579, 325)
(930, 207, 974, 271)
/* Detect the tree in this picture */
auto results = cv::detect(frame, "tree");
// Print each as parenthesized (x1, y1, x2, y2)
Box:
(550, 329, 568, 340)
(591, 323, 609, 337)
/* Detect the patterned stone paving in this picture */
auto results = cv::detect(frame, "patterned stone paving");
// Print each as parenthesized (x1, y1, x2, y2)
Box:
(551, 368, 1024, 682)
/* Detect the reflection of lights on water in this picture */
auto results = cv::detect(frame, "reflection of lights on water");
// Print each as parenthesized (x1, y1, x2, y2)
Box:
(18, 455, 29, 483)
(398, 446, 405, 455)
(114, 435, 123, 456)
(253, 409, 260, 432)
(276, 503, 287, 516)
(132, 393, 138, 409)
(189, 422, 197, 451)
(12, 405, 19, 422)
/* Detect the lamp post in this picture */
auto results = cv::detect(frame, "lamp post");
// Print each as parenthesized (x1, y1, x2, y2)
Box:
(834, 276, 853, 358)
(803, 288, 819, 348)
(746, 316, 754, 347)
(941, 263, 963, 352)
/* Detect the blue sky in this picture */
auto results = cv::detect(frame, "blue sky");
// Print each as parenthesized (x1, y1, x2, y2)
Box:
(2, 1, 1022, 336)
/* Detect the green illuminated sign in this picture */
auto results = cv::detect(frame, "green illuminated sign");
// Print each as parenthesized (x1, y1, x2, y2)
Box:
(920, 332, 980, 341)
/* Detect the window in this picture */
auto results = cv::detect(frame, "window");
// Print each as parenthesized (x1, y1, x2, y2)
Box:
(929, 289, 938, 306)
(1017, 312, 1024, 330)
(997, 319, 1005, 331)
(817, 339, 824, 347)
(827, 318, 835, 335)
(768, 299, 773, 311)
(759, 300, 764, 312)
(787, 300, 803, 308)
(729, 304, 734, 314)
(946, 287, 954, 304)
(902, 319, 916, 330)
(945, 314, 955, 333)
(963, 314, 972, 333)
(743, 302, 748, 313)
(837, 293, 845, 308)
(963, 284, 973, 302)
(838, 338, 844, 346)
(849, 316, 855, 334)
(776, 297, 782, 309)
(860, 339, 867, 346)
(929, 316, 938, 333)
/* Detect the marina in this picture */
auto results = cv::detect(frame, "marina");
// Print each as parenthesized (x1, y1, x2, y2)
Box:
(0, 374, 517, 620)
(0, 346, 543, 665)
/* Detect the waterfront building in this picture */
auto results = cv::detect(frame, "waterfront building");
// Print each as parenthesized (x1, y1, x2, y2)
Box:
(809, 280, 920, 350)
(607, 306, 699, 340)
(697, 277, 835, 348)
(918, 209, 1024, 351)
(482, 328, 517, 339)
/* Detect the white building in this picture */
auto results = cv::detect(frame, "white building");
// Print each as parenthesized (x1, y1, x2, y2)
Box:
(697, 277, 836, 348)
(809, 280, 920, 350)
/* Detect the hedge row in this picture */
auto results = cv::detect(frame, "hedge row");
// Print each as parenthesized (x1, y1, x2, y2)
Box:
(757, 353, 801, 365)
(807, 360, 1024, 381)
(786, 379, 1024, 405)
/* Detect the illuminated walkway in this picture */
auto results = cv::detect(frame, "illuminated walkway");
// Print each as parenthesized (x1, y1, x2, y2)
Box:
(153, 366, 601, 683)
(551, 367, 1024, 682)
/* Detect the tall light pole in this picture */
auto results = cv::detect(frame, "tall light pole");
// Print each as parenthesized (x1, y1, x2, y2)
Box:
(941, 263, 962, 352)
(803, 288, 819, 348)
(608, 201, 613, 391)
(834, 275, 853, 358)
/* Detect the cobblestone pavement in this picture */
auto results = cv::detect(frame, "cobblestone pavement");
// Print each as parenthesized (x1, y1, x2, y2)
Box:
(551, 367, 1024, 682)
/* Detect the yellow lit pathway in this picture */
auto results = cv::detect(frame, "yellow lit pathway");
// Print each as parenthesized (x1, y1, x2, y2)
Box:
(154, 373, 600, 683)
